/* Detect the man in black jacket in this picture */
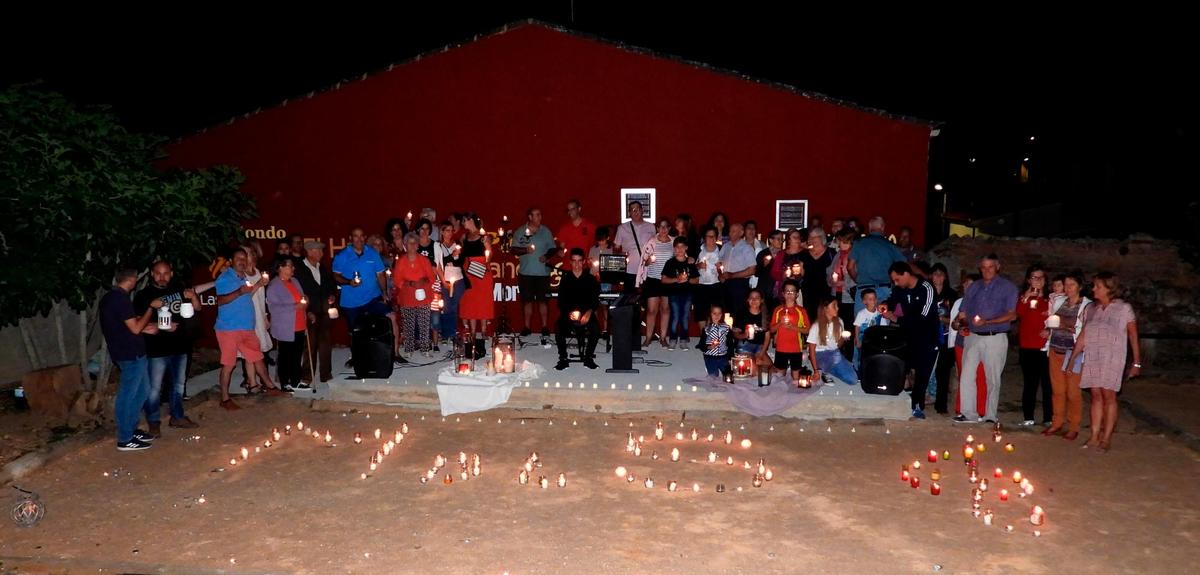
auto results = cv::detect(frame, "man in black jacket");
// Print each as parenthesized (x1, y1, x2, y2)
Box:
(555, 248, 601, 371)
(294, 240, 338, 386)
(883, 261, 941, 419)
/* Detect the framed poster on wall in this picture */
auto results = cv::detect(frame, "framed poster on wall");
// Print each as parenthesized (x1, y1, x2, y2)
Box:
(775, 200, 809, 231)
(620, 188, 656, 222)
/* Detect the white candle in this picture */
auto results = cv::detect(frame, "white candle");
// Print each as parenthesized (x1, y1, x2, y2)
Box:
(670, 448, 680, 462)
(557, 473, 566, 488)
(1046, 314, 1061, 328)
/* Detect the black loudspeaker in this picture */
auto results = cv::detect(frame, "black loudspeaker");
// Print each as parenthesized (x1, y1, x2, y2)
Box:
(606, 293, 640, 373)
(352, 313, 394, 379)
(860, 325, 906, 395)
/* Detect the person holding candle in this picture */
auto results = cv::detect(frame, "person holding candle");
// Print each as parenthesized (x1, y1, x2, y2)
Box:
(883, 262, 941, 418)
(434, 222, 464, 349)
(700, 304, 733, 377)
(734, 289, 771, 358)
(613, 200, 656, 292)
(719, 222, 757, 320)
(556, 199, 595, 261)
(1016, 264, 1052, 426)
(639, 218, 675, 349)
(295, 240, 336, 386)
(1073, 272, 1140, 452)
(797, 227, 834, 322)
(755, 229, 785, 312)
(662, 237, 700, 350)
(927, 263, 957, 415)
(333, 226, 396, 363)
(393, 232, 439, 358)
(953, 254, 1019, 424)
(101, 268, 164, 451)
(707, 212, 730, 245)
(384, 218, 409, 259)
(132, 261, 202, 434)
(807, 297, 859, 385)
(852, 288, 885, 371)
(214, 248, 284, 410)
(458, 213, 494, 359)
(771, 229, 807, 303)
(949, 273, 988, 420)
(830, 228, 858, 357)
(238, 242, 275, 390)
(770, 280, 811, 381)
(512, 207, 556, 345)
(554, 248, 601, 370)
(1043, 271, 1090, 440)
(673, 213, 700, 259)
(693, 226, 724, 334)
(265, 258, 308, 393)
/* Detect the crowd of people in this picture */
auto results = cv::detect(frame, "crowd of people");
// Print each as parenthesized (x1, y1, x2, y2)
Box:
(98, 200, 1140, 453)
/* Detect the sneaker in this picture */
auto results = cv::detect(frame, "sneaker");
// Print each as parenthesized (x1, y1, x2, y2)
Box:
(1020, 420, 1036, 426)
(133, 430, 156, 442)
(912, 407, 926, 420)
(583, 358, 599, 370)
(117, 438, 152, 451)
(952, 414, 970, 423)
(289, 382, 313, 393)
(169, 417, 199, 429)
(981, 418, 995, 425)
(395, 355, 411, 364)
(344, 357, 355, 368)
(555, 359, 570, 371)
(541, 336, 551, 349)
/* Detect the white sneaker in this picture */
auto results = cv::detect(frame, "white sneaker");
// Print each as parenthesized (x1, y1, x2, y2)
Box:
(1020, 420, 1036, 426)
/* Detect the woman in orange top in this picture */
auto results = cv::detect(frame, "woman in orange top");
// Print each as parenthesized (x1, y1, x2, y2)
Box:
(770, 279, 811, 382)
(393, 232, 438, 359)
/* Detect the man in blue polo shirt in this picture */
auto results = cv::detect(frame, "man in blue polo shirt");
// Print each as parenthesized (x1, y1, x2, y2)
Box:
(848, 216, 906, 315)
(332, 226, 394, 362)
(954, 253, 1019, 424)
(214, 248, 282, 410)
(718, 222, 757, 318)
(99, 268, 163, 451)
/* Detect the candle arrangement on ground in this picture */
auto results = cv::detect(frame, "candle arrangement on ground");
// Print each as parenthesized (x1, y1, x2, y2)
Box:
(615, 421, 771, 494)
(894, 425, 1046, 536)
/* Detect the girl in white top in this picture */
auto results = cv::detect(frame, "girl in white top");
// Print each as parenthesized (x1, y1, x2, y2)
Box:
(806, 297, 859, 384)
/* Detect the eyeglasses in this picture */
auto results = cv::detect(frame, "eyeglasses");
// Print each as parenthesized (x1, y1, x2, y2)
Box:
(783, 290, 798, 294)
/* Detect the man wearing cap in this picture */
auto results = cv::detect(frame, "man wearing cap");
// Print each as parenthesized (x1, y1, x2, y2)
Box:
(295, 239, 337, 386)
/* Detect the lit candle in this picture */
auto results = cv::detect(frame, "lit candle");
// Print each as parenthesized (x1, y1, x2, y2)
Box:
(523, 460, 533, 473)
(374, 429, 381, 440)
(994, 467, 1003, 478)
(1012, 470, 1023, 484)
(444, 473, 453, 485)
(240, 447, 249, 460)
(518, 470, 529, 485)
(361, 473, 368, 480)
(297, 421, 304, 431)
(690, 428, 699, 441)
(1005, 443, 1015, 453)
(927, 450, 938, 463)
(229, 458, 237, 466)
(973, 314, 983, 325)
(1046, 314, 1061, 328)
(667, 480, 678, 492)
(354, 432, 362, 444)
(969, 469, 979, 484)
(435, 454, 446, 467)
(1000, 489, 1009, 502)
(458, 452, 467, 465)
(285, 425, 292, 435)
(401, 423, 409, 434)
(557, 473, 567, 488)
(693, 483, 701, 493)
(901, 467, 910, 482)
(273, 430, 281, 442)
(764, 469, 774, 481)
(912, 460, 922, 470)
(910, 475, 920, 488)
(634, 444, 642, 457)
(460, 470, 469, 481)
(706, 433, 714, 442)
(930, 469, 941, 481)
(675, 431, 685, 441)
(670, 448, 680, 462)
(979, 478, 989, 492)
(724, 430, 733, 445)
(627, 473, 636, 483)
(370, 461, 377, 472)
(263, 440, 271, 448)
(726, 456, 734, 465)
(963, 445, 974, 461)
(708, 451, 718, 464)
(651, 451, 659, 461)
(942, 450, 950, 460)
(753, 475, 764, 488)
(983, 510, 994, 526)
(832, 272, 839, 282)
(977, 443, 986, 453)
(644, 477, 654, 489)
(930, 482, 941, 495)
(654, 427, 664, 441)
(741, 439, 752, 449)
(1029, 298, 1038, 309)
(324, 431, 332, 443)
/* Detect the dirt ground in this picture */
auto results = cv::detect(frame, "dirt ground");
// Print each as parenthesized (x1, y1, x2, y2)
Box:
(2, 393, 1199, 575)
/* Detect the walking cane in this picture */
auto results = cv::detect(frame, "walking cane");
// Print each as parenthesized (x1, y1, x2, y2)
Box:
(304, 315, 316, 385)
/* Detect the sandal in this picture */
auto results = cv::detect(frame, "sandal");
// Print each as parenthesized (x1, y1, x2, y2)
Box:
(1098, 440, 1111, 453)
(240, 381, 263, 395)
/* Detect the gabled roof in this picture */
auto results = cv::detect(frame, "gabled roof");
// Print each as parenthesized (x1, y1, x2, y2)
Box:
(182, 19, 935, 140)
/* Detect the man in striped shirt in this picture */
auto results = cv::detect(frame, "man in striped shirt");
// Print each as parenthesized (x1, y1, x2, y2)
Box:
(882, 262, 941, 419)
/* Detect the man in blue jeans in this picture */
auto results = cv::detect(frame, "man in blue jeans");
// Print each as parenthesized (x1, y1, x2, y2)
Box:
(134, 261, 201, 436)
(99, 268, 163, 451)
(849, 216, 906, 315)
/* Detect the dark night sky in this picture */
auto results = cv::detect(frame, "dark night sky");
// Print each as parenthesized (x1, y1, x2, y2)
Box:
(3, 4, 1194, 239)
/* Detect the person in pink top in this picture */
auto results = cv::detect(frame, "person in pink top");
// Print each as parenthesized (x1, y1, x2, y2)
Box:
(1071, 272, 1141, 452)
(392, 232, 439, 359)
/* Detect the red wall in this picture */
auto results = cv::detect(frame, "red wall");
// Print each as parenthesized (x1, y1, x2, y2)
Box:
(165, 24, 930, 339)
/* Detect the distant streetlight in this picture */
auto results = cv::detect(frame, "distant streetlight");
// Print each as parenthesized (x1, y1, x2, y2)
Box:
(933, 184, 944, 191)
(1023, 157, 1030, 162)
(969, 157, 976, 163)
(1029, 136, 1036, 141)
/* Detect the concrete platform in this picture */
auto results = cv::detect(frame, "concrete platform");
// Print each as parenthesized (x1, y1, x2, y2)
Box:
(187, 342, 911, 420)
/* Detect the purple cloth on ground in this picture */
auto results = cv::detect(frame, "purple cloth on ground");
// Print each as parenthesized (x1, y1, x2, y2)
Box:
(682, 373, 826, 417)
